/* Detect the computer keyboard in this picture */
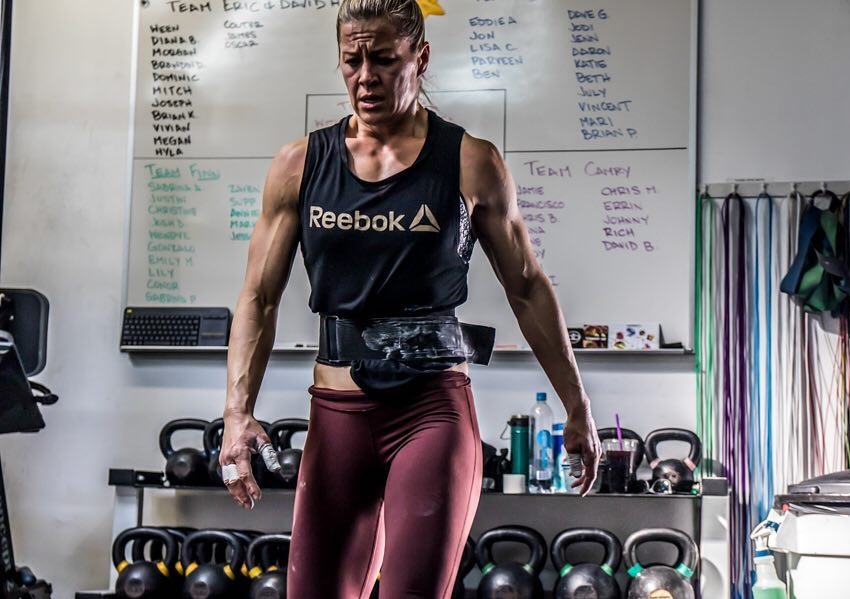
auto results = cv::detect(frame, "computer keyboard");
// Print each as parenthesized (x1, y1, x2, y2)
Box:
(120, 307, 230, 348)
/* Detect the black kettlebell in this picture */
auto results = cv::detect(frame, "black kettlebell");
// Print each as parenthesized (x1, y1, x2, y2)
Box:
(182, 529, 246, 598)
(204, 419, 227, 485)
(643, 429, 702, 493)
(160, 419, 211, 487)
(232, 529, 275, 582)
(132, 527, 193, 589)
(597, 428, 645, 494)
(112, 526, 178, 599)
(623, 528, 698, 599)
(551, 528, 622, 599)
(247, 533, 291, 599)
(268, 418, 309, 489)
(476, 525, 547, 599)
(452, 536, 476, 599)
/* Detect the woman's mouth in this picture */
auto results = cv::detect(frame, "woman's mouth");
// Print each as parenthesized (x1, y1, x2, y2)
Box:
(359, 96, 383, 109)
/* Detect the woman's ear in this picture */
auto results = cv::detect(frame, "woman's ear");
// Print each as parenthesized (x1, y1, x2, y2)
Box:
(417, 41, 431, 77)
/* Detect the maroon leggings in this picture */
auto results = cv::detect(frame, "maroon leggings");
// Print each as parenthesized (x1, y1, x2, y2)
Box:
(286, 371, 482, 599)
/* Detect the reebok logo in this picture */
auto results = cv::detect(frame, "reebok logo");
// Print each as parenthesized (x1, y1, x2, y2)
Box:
(309, 204, 440, 233)
(410, 204, 441, 232)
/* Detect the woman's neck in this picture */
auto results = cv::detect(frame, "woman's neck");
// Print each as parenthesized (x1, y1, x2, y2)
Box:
(349, 103, 428, 142)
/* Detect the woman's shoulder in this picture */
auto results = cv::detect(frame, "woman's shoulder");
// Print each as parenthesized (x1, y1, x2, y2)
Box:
(460, 132, 504, 177)
(269, 136, 309, 178)
(262, 137, 309, 206)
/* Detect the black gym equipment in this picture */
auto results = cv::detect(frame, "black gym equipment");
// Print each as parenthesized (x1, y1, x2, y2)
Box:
(160, 419, 211, 487)
(203, 419, 226, 485)
(643, 429, 702, 493)
(623, 528, 698, 599)
(550, 528, 622, 599)
(112, 527, 178, 599)
(181, 530, 247, 599)
(267, 418, 308, 489)
(475, 525, 547, 599)
(0, 289, 56, 598)
(131, 527, 198, 586)
(246, 533, 291, 599)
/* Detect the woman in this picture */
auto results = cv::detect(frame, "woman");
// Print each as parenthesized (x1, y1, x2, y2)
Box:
(219, 1, 601, 597)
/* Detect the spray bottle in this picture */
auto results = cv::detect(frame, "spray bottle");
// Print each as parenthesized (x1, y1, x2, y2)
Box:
(750, 508, 788, 599)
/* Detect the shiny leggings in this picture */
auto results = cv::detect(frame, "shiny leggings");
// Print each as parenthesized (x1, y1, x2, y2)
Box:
(286, 371, 482, 599)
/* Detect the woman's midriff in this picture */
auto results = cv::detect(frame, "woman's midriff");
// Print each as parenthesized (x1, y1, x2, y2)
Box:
(313, 361, 470, 391)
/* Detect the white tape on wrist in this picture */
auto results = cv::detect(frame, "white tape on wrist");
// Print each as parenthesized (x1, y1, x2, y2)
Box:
(221, 463, 239, 484)
(258, 443, 281, 472)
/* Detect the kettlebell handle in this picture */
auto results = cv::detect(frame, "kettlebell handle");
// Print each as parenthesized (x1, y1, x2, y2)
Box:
(622, 528, 698, 579)
(183, 529, 245, 573)
(132, 527, 189, 563)
(268, 418, 309, 450)
(246, 533, 292, 573)
(644, 428, 702, 470)
(597, 428, 645, 463)
(112, 527, 178, 571)
(203, 418, 226, 453)
(550, 528, 621, 574)
(159, 418, 209, 459)
(475, 525, 548, 575)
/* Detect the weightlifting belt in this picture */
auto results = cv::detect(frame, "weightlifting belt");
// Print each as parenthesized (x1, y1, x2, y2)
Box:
(317, 313, 495, 366)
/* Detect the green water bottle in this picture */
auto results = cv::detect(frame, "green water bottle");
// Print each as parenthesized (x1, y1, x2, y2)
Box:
(508, 415, 529, 478)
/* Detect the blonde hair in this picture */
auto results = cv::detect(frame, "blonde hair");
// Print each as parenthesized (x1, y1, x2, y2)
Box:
(336, 0, 425, 50)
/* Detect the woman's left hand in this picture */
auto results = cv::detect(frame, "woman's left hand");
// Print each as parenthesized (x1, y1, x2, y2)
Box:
(563, 401, 601, 496)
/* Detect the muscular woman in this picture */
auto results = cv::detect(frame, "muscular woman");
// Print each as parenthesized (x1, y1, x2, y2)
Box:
(219, 1, 601, 597)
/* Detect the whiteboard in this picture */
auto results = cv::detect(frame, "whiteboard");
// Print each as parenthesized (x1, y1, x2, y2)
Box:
(125, 0, 697, 349)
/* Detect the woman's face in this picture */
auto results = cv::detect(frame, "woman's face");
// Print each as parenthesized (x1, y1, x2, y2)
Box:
(338, 19, 428, 126)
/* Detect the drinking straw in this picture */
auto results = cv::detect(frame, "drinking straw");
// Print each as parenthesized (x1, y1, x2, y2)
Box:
(615, 414, 623, 451)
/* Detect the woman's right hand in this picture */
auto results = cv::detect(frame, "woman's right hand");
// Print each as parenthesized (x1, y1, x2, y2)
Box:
(219, 411, 272, 509)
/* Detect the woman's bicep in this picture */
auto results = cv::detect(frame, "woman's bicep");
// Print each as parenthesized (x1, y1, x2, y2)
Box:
(239, 140, 306, 308)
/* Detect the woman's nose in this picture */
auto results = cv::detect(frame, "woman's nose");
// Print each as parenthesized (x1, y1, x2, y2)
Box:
(358, 61, 378, 86)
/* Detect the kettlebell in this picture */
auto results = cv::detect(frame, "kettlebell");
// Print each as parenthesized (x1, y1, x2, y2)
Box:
(204, 419, 227, 485)
(232, 529, 277, 581)
(132, 527, 194, 589)
(551, 528, 622, 599)
(476, 525, 547, 599)
(643, 429, 702, 493)
(160, 419, 211, 487)
(182, 529, 247, 598)
(597, 428, 645, 494)
(112, 526, 178, 599)
(247, 533, 291, 599)
(623, 528, 698, 599)
(268, 418, 309, 489)
(452, 537, 476, 599)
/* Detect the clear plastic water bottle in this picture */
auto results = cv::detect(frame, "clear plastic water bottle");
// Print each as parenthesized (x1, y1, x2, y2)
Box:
(529, 392, 554, 493)
(552, 422, 565, 492)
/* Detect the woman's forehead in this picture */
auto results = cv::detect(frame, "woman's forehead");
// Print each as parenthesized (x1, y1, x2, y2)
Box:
(339, 19, 402, 47)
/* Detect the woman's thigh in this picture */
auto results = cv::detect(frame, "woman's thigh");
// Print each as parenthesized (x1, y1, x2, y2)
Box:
(286, 396, 386, 599)
(377, 382, 483, 599)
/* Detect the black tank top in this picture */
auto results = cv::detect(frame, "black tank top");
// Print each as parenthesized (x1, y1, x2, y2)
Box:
(298, 108, 475, 319)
